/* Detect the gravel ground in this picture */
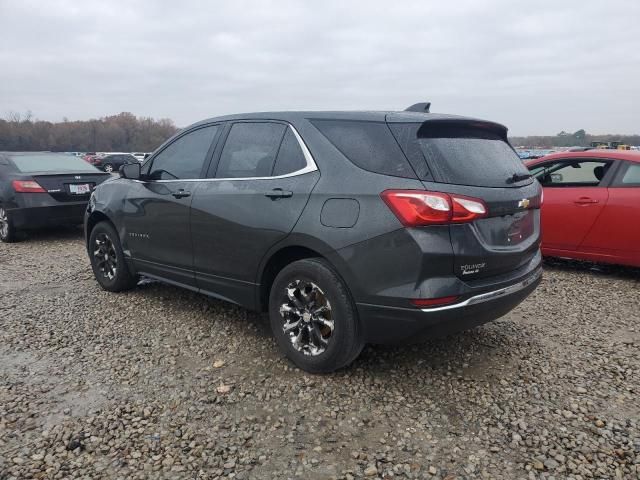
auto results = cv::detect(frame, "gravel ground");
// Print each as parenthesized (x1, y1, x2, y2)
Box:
(1, 228, 639, 480)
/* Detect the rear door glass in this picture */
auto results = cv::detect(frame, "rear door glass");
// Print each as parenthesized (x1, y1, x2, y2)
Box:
(216, 122, 286, 178)
(389, 123, 531, 188)
(272, 128, 307, 176)
(620, 163, 640, 185)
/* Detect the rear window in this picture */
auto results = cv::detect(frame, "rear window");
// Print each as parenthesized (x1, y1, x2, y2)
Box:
(389, 123, 531, 188)
(10, 154, 100, 173)
(310, 120, 417, 179)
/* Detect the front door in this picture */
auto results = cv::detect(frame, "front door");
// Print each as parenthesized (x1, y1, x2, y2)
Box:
(123, 124, 221, 286)
(190, 122, 319, 307)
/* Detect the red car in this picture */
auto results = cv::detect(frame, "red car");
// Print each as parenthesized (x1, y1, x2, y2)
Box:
(526, 150, 640, 267)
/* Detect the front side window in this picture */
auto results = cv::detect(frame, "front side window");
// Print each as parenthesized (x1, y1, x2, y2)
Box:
(148, 125, 219, 180)
(531, 160, 610, 187)
(216, 122, 286, 178)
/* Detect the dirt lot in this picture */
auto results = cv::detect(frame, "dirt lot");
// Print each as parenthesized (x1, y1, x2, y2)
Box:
(1, 229, 639, 480)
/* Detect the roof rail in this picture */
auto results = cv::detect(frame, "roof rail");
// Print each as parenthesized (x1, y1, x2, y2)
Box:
(404, 102, 431, 113)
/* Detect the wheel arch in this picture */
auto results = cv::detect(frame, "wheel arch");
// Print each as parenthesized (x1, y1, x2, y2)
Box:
(256, 236, 357, 312)
(85, 210, 117, 253)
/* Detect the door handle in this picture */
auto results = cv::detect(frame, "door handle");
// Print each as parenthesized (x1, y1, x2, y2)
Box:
(574, 197, 599, 205)
(172, 189, 191, 199)
(265, 188, 293, 199)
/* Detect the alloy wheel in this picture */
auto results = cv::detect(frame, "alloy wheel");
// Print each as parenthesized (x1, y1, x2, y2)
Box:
(93, 232, 117, 280)
(104, 164, 114, 173)
(279, 280, 334, 356)
(0, 208, 8, 238)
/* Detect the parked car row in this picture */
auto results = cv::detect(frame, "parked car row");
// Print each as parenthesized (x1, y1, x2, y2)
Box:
(2, 105, 637, 373)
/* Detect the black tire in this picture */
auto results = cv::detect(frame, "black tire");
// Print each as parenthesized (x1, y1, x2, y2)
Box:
(269, 258, 364, 373)
(88, 221, 138, 292)
(103, 163, 114, 173)
(0, 206, 18, 243)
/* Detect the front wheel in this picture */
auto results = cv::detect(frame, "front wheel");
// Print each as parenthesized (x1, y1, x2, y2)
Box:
(0, 207, 18, 243)
(88, 221, 138, 291)
(103, 163, 114, 173)
(269, 258, 364, 373)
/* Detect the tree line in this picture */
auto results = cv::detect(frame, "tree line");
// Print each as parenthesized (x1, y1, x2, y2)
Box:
(509, 129, 640, 148)
(0, 112, 178, 152)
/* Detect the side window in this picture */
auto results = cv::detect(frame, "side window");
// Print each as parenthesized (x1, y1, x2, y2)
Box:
(272, 129, 307, 176)
(216, 123, 286, 178)
(149, 125, 219, 180)
(531, 160, 610, 187)
(618, 163, 640, 186)
(311, 120, 417, 179)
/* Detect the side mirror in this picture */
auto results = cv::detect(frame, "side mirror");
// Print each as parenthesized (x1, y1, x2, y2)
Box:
(121, 162, 141, 180)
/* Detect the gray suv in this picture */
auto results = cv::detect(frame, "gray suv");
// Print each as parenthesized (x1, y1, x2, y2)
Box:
(85, 106, 542, 373)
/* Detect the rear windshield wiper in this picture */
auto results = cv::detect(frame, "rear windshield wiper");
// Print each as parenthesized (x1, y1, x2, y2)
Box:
(506, 172, 532, 184)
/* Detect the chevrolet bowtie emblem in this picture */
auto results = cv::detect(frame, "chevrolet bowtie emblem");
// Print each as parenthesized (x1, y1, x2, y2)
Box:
(518, 198, 530, 209)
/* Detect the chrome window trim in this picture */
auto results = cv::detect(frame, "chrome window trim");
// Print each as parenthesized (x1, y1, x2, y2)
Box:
(420, 267, 542, 313)
(137, 124, 317, 183)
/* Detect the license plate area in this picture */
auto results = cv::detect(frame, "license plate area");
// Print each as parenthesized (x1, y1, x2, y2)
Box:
(68, 183, 92, 195)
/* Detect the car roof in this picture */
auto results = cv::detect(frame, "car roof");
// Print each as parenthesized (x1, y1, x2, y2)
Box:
(525, 150, 640, 166)
(189, 110, 507, 129)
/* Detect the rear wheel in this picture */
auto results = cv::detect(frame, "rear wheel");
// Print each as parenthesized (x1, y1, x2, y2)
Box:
(88, 221, 138, 291)
(103, 163, 114, 173)
(0, 207, 17, 243)
(269, 258, 364, 373)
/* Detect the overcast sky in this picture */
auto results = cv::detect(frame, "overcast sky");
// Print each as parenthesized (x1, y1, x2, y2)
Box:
(1, 0, 638, 135)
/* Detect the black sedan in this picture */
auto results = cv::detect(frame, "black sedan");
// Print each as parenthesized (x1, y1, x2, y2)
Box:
(0, 152, 111, 242)
(87, 153, 138, 173)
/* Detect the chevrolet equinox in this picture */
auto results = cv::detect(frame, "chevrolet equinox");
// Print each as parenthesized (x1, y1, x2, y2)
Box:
(85, 104, 542, 373)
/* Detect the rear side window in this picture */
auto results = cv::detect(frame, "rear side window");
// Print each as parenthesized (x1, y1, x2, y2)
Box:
(216, 122, 286, 178)
(272, 129, 306, 176)
(149, 125, 219, 179)
(311, 120, 417, 179)
(621, 163, 640, 185)
(390, 123, 530, 188)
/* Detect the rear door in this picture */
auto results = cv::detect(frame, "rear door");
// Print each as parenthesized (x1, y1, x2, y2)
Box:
(190, 121, 319, 306)
(388, 118, 542, 280)
(529, 159, 612, 251)
(123, 124, 221, 286)
(580, 160, 640, 264)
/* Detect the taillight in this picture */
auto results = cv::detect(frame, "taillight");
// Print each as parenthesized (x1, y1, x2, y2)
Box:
(12, 180, 46, 193)
(381, 190, 487, 226)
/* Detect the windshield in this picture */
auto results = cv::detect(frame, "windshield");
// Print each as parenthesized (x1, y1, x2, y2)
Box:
(390, 123, 532, 188)
(10, 154, 101, 173)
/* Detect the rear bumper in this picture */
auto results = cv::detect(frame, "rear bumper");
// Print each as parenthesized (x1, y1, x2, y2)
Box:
(8, 203, 87, 229)
(357, 265, 542, 344)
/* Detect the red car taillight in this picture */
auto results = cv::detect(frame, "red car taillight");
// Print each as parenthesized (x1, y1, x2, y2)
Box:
(411, 296, 460, 308)
(381, 190, 487, 226)
(12, 180, 46, 193)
